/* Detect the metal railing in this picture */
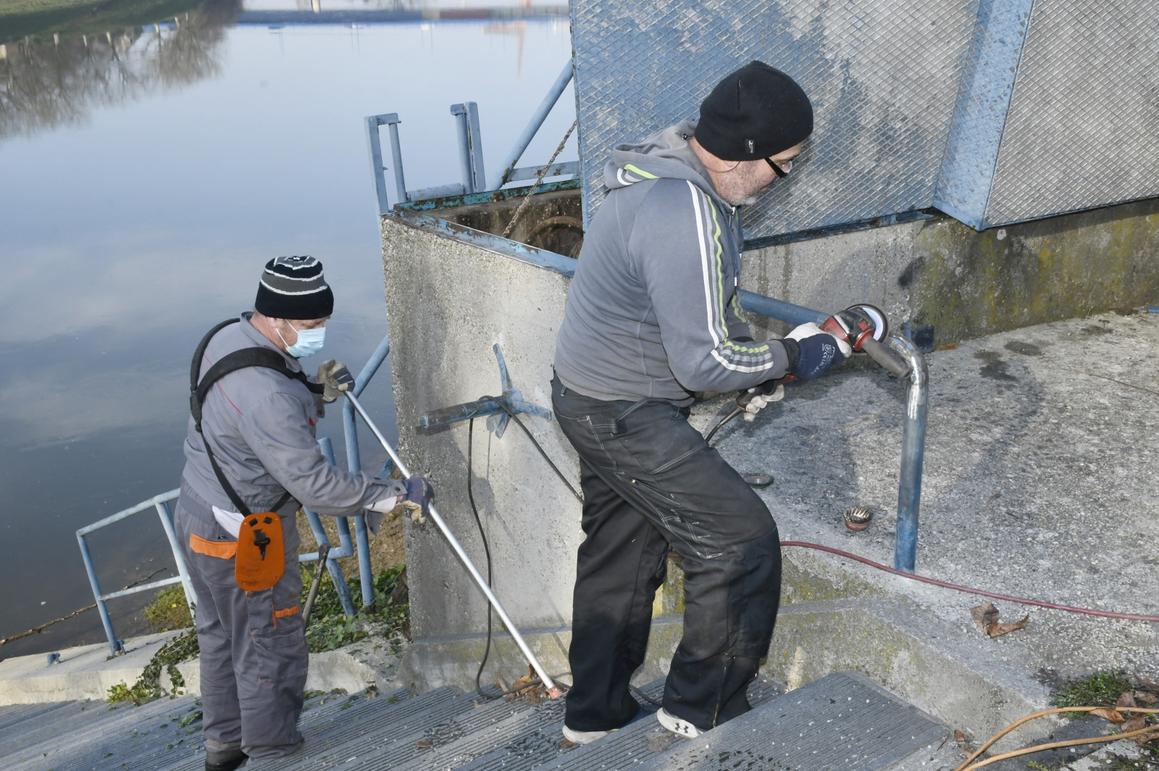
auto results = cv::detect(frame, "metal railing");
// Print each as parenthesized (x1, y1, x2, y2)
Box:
(366, 61, 578, 213)
(75, 347, 404, 656)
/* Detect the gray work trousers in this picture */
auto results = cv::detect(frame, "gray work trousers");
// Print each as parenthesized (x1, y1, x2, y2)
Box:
(175, 483, 307, 761)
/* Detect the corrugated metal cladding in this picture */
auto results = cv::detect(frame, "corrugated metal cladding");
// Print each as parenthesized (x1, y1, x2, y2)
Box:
(569, 0, 1159, 236)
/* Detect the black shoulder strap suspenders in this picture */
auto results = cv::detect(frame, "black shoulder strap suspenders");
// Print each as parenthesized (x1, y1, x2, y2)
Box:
(189, 317, 325, 517)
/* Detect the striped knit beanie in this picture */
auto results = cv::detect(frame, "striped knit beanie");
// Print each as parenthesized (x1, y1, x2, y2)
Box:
(254, 255, 334, 320)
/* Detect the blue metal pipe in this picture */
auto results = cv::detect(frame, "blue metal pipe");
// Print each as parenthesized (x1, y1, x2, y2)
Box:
(341, 334, 392, 609)
(154, 500, 198, 613)
(492, 62, 574, 190)
(737, 290, 826, 326)
(735, 291, 928, 572)
(316, 437, 356, 617)
(76, 533, 121, 655)
(888, 335, 929, 572)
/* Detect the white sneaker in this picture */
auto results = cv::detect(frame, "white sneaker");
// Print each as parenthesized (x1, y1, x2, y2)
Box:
(561, 725, 610, 745)
(656, 707, 703, 738)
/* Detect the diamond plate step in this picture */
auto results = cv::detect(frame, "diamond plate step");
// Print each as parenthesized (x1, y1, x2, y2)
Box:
(534, 675, 785, 770)
(638, 672, 951, 771)
(453, 677, 668, 771)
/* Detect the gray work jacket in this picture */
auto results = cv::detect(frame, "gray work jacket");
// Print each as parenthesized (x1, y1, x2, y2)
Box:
(181, 314, 401, 517)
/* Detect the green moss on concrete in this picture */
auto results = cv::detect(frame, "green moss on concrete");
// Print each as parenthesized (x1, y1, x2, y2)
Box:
(911, 200, 1159, 342)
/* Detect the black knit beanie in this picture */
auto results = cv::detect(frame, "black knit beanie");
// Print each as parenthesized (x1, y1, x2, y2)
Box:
(254, 255, 334, 320)
(694, 61, 813, 161)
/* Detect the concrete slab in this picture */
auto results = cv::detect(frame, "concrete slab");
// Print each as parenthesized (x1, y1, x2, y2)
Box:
(0, 630, 407, 705)
(709, 310, 1159, 691)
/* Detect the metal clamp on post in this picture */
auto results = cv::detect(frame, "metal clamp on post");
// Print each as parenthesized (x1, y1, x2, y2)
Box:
(418, 344, 551, 436)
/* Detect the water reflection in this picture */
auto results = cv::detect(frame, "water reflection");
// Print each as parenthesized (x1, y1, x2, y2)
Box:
(0, 2, 239, 139)
(0, 7, 572, 659)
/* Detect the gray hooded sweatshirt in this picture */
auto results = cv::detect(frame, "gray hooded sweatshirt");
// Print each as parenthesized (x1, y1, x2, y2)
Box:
(554, 121, 793, 405)
(181, 314, 402, 517)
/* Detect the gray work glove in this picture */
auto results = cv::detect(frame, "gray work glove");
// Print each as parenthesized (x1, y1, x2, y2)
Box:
(365, 475, 435, 527)
(316, 359, 355, 403)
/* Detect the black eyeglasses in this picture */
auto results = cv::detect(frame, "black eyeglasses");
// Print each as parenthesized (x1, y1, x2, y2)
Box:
(764, 157, 793, 178)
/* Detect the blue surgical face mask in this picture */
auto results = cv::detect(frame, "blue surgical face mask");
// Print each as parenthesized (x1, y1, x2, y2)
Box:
(278, 321, 326, 358)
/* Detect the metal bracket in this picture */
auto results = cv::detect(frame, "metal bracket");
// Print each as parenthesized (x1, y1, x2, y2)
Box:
(417, 344, 552, 437)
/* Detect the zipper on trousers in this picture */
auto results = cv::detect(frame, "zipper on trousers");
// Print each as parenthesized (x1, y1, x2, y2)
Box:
(711, 655, 734, 727)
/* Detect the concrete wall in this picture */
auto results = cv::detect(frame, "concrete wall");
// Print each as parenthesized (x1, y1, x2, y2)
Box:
(380, 215, 581, 646)
(743, 199, 1159, 347)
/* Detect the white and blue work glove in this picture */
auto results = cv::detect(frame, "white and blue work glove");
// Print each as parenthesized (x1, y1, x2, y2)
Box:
(784, 322, 852, 380)
(316, 359, 355, 403)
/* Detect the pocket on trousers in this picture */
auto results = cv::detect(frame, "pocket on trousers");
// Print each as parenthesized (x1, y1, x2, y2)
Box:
(610, 402, 706, 477)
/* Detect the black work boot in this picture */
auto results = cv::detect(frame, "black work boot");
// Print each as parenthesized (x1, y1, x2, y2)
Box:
(205, 747, 247, 771)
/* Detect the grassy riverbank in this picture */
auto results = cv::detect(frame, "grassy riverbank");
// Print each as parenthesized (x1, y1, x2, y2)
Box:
(0, 0, 226, 42)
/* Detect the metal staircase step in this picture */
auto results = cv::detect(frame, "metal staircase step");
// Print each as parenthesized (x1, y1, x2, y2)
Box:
(0, 701, 95, 756)
(533, 675, 785, 770)
(271, 686, 486, 770)
(292, 685, 538, 771)
(8, 696, 201, 771)
(453, 677, 667, 771)
(637, 672, 951, 771)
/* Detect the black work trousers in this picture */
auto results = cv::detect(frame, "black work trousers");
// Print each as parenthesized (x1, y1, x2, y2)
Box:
(552, 376, 782, 732)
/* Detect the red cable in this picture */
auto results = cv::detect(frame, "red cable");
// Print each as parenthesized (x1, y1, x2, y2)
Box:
(780, 541, 1159, 623)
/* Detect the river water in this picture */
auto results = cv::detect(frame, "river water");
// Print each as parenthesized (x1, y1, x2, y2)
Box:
(0, 0, 573, 658)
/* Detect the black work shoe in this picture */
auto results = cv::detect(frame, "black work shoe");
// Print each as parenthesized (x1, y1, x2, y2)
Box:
(205, 747, 247, 771)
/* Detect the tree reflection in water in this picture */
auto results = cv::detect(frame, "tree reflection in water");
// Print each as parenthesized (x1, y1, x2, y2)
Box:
(0, 1, 240, 139)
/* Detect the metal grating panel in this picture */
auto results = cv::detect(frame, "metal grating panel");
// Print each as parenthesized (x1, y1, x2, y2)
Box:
(571, 0, 1159, 234)
(985, 0, 1159, 226)
(570, 0, 981, 238)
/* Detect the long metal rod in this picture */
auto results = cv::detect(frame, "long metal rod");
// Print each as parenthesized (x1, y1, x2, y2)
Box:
(888, 335, 929, 571)
(343, 391, 557, 692)
(493, 62, 573, 190)
(316, 437, 357, 616)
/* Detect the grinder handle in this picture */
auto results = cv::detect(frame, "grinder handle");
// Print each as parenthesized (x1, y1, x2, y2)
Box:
(861, 337, 911, 378)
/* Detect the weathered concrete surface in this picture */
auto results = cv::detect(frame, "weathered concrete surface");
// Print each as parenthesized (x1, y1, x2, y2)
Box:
(744, 199, 1159, 346)
(381, 215, 582, 643)
(711, 310, 1159, 690)
(0, 631, 405, 705)
(0, 632, 176, 705)
(380, 199, 1159, 746)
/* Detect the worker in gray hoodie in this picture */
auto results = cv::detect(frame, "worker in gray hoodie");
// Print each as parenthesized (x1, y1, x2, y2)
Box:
(552, 61, 852, 742)
(176, 255, 433, 770)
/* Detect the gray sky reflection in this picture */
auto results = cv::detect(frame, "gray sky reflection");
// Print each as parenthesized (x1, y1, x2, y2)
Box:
(0, 16, 573, 653)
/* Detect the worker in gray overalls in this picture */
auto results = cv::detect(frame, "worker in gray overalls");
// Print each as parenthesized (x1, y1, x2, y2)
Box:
(175, 255, 434, 770)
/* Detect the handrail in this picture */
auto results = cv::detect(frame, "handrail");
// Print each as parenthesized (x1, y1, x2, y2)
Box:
(737, 291, 928, 572)
(77, 437, 364, 654)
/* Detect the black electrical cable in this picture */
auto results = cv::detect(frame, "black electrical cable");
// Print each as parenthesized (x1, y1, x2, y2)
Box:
(466, 417, 495, 698)
(500, 404, 584, 503)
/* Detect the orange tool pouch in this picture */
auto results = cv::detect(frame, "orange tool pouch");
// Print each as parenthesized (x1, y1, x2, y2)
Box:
(235, 512, 286, 592)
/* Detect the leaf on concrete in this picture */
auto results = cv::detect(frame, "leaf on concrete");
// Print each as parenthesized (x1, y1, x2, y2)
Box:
(1116, 691, 1138, 708)
(1122, 716, 1148, 733)
(971, 603, 999, 630)
(1090, 708, 1126, 724)
(970, 603, 1028, 638)
(953, 729, 968, 744)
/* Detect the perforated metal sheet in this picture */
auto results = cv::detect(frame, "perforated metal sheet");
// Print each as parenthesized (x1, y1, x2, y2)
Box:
(570, 0, 1159, 234)
(985, 0, 1159, 226)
